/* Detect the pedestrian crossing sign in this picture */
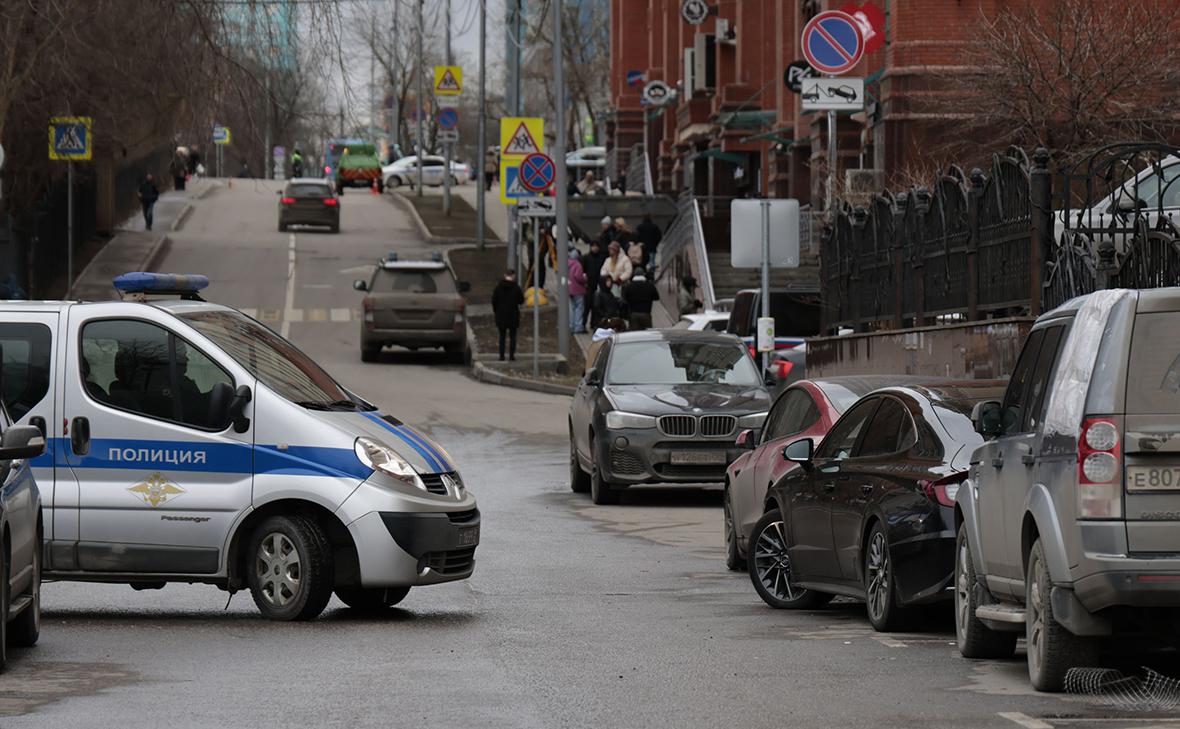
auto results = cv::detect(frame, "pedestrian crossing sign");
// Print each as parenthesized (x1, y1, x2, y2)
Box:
(499, 117, 544, 160)
(500, 164, 539, 205)
(433, 65, 463, 96)
(48, 116, 92, 161)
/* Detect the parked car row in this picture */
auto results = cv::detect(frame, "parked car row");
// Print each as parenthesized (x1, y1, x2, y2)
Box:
(572, 286, 1180, 693)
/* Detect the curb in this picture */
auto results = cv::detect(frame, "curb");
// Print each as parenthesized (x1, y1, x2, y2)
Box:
(390, 191, 497, 247)
(170, 203, 194, 232)
(143, 235, 173, 272)
(471, 360, 576, 396)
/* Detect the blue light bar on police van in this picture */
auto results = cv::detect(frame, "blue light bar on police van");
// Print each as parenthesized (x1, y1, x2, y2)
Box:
(113, 272, 210, 295)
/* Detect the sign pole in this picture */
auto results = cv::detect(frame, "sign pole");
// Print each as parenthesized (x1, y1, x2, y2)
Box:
(443, 0, 452, 217)
(553, 0, 570, 360)
(827, 110, 837, 213)
(760, 199, 770, 373)
(533, 219, 541, 378)
(476, 0, 487, 250)
(67, 160, 74, 295)
(416, 0, 424, 196)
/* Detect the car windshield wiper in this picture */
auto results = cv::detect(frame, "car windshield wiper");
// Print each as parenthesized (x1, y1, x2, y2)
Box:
(295, 399, 374, 412)
(294, 400, 334, 411)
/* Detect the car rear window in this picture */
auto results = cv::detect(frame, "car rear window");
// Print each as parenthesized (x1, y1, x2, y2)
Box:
(375, 270, 455, 294)
(1127, 312, 1180, 413)
(287, 184, 330, 197)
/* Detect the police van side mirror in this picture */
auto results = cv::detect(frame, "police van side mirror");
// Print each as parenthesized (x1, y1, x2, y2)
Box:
(229, 385, 253, 433)
(0, 426, 45, 461)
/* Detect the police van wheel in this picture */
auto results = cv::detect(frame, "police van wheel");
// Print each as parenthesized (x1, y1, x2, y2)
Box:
(335, 586, 410, 612)
(247, 516, 333, 621)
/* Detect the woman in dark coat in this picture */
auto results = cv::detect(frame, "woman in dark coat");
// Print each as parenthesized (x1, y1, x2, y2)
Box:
(591, 276, 621, 329)
(491, 270, 525, 361)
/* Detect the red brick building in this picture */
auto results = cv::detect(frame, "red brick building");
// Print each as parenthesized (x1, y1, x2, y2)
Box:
(606, 0, 1022, 205)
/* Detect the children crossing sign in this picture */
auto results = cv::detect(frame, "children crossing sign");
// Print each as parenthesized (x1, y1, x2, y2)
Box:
(499, 117, 544, 159)
(433, 65, 463, 96)
(49, 116, 92, 161)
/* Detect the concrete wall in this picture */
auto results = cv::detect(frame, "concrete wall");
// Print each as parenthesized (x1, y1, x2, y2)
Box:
(807, 317, 1035, 381)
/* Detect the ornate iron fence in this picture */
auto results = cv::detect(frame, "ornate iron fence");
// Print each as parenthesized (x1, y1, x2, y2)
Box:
(822, 142, 1180, 331)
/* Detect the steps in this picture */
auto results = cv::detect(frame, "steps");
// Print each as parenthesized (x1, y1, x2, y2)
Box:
(706, 248, 820, 301)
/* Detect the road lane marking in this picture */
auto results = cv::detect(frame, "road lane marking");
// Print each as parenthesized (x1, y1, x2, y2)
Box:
(260, 309, 280, 323)
(308, 308, 327, 322)
(999, 712, 1053, 729)
(330, 307, 351, 322)
(285, 308, 304, 322)
(873, 636, 907, 648)
(282, 233, 297, 338)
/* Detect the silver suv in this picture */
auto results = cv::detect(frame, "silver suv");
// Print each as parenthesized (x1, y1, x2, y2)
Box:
(955, 288, 1180, 691)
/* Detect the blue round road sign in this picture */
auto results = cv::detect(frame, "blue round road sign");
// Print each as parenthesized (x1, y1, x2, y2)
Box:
(519, 153, 555, 193)
(437, 108, 459, 131)
(801, 11, 864, 76)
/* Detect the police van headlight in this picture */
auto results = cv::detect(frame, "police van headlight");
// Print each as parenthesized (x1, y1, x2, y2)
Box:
(354, 437, 423, 489)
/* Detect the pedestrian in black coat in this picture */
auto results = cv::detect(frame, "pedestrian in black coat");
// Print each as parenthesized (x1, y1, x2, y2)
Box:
(592, 276, 621, 329)
(622, 271, 660, 331)
(582, 240, 607, 328)
(491, 270, 525, 361)
(636, 214, 662, 265)
(138, 174, 160, 231)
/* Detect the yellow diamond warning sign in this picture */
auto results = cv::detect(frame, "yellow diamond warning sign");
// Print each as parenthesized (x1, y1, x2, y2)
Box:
(499, 117, 544, 160)
(434, 65, 462, 96)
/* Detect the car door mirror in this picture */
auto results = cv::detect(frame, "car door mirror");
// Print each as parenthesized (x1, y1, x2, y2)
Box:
(584, 367, 601, 387)
(1116, 196, 1148, 213)
(353, 279, 368, 292)
(782, 437, 813, 464)
(0, 425, 45, 461)
(971, 400, 1003, 438)
(228, 385, 253, 433)
(458, 280, 472, 293)
(736, 428, 760, 450)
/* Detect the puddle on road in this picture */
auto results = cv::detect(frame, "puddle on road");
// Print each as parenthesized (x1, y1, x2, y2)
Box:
(0, 661, 139, 717)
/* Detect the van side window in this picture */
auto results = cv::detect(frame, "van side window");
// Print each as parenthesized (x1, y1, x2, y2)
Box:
(1000, 329, 1046, 435)
(0, 323, 52, 421)
(81, 320, 235, 430)
(1023, 325, 1066, 432)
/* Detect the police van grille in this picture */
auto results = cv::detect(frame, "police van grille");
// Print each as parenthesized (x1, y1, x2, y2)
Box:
(658, 415, 696, 437)
(423, 547, 476, 576)
(419, 472, 452, 495)
(699, 415, 737, 438)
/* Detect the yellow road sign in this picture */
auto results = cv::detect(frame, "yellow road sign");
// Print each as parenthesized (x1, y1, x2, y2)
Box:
(499, 117, 544, 160)
(434, 65, 463, 96)
(48, 116, 92, 161)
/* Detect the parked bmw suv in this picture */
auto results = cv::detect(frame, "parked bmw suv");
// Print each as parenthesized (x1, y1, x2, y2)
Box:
(956, 288, 1180, 691)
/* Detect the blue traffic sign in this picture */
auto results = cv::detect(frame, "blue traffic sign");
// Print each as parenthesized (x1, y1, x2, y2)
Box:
(519, 152, 555, 193)
(801, 11, 864, 76)
(49, 117, 92, 161)
(213, 125, 229, 143)
(437, 108, 459, 131)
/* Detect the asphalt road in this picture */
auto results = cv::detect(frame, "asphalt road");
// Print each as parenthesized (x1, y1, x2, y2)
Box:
(2, 180, 1178, 728)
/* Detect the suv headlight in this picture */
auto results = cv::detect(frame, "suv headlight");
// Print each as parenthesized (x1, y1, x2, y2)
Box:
(739, 411, 769, 428)
(355, 437, 423, 490)
(605, 411, 657, 429)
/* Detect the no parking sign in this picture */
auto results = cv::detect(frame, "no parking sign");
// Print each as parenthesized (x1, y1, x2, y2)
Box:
(800, 11, 864, 76)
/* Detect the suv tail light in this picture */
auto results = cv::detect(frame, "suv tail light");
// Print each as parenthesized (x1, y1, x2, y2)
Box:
(920, 473, 967, 507)
(323, 197, 338, 206)
(1078, 416, 1122, 519)
(280, 196, 296, 204)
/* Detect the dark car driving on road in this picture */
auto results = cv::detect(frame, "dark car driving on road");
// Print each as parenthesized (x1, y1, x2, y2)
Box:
(277, 178, 340, 233)
(569, 330, 770, 505)
(748, 381, 1003, 631)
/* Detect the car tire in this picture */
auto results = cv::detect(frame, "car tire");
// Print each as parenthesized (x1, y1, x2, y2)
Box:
(589, 437, 619, 505)
(361, 346, 380, 363)
(9, 533, 40, 648)
(278, 222, 287, 232)
(955, 523, 1016, 659)
(450, 175, 459, 186)
(569, 434, 590, 493)
(389, 177, 401, 188)
(330, 222, 340, 234)
(723, 492, 742, 571)
(747, 509, 831, 609)
(1027, 538, 1097, 691)
(247, 515, 333, 621)
(335, 586, 410, 612)
(864, 522, 908, 632)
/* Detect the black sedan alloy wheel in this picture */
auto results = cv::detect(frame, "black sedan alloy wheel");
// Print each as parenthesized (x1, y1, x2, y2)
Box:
(748, 509, 830, 610)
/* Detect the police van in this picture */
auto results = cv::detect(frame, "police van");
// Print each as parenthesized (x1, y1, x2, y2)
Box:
(3, 273, 479, 620)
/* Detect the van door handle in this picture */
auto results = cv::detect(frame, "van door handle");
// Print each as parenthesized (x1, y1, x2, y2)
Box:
(1021, 453, 1036, 466)
(70, 416, 90, 456)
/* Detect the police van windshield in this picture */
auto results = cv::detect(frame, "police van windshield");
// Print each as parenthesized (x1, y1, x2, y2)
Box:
(181, 310, 372, 411)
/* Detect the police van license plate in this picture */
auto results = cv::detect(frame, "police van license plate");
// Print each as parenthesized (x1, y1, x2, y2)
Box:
(1126, 466, 1180, 492)
(670, 450, 727, 465)
(457, 525, 480, 547)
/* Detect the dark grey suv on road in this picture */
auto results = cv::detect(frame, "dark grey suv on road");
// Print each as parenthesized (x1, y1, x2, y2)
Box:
(568, 330, 770, 505)
(956, 287, 1180, 691)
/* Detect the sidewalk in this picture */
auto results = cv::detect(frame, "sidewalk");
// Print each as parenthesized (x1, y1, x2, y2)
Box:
(448, 183, 508, 242)
(72, 177, 219, 301)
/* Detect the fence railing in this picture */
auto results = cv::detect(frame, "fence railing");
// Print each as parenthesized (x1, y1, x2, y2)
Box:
(625, 142, 653, 196)
(656, 189, 715, 311)
(821, 143, 1180, 332)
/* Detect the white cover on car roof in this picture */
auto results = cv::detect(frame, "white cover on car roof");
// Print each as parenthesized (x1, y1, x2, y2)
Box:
(1043, 288, 1133, 437)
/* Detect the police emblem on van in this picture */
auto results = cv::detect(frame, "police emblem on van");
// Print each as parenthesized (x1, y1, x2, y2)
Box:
(129, 473, 185, 507)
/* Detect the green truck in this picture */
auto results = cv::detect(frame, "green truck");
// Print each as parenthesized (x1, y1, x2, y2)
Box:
(334, 142, 383, 194)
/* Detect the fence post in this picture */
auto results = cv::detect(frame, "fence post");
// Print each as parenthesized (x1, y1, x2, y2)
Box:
(967, 168, 983, 321)
(892, 194, 905, 329)
(850, 207, 866, 330)
(912, 187, 931, 327)
(1029, 147, 1052, 316)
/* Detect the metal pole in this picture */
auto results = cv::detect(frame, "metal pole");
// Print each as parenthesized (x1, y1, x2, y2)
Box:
(416, 0, 425, 196)
(392, 1, 399, 153)
(760, 199, 771, 373)
(67, 161, 73, 296)
(554, 0, 569, 359)
(506, 0, 523, 276)
(442, 0, 453, 216)
(264, 71, 271, 180)
(826, 110, 837, 212)
(476, 0, 487, 249)
(533, 219, 541, 378)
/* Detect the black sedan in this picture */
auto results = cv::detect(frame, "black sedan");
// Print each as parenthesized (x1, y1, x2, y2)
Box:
(747, 381, 1004, 631)
(569, 330, 770, 505)
(278, 178, 340, 233)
